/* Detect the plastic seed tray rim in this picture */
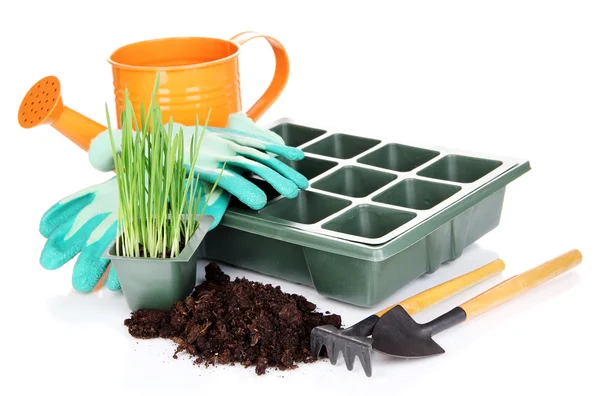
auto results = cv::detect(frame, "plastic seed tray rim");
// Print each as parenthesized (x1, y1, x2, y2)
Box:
(220, 117, 531, 255)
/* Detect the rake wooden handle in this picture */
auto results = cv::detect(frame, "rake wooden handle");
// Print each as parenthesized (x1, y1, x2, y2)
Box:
(460, 249, 582, 319)
(376, 258, 506, 317)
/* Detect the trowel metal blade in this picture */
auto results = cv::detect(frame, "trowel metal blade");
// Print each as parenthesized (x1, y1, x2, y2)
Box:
(371, 305, 446, 358)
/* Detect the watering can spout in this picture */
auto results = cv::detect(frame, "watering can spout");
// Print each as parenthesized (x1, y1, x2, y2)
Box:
(18, 76, 106, 152)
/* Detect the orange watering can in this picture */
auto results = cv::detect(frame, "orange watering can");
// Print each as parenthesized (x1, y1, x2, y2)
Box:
(18, 31, 290, 151)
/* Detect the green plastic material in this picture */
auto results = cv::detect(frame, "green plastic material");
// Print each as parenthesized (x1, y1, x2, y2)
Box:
(104, 215, 213, 312)
(199, 118, 531, 307)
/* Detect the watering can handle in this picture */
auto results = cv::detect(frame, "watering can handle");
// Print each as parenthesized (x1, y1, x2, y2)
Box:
(230, 32, 290, 122)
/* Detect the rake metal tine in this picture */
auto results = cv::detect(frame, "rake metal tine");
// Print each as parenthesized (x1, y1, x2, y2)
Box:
(327, 340, 340, 365)
(358, 350, 373, 377)
(310, 326, 374, 375)
(343, 346, 356, 371)
(310, 334, 323, 358)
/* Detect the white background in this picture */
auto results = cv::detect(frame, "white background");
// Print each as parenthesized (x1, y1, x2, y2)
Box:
(1, 1, 599, 395)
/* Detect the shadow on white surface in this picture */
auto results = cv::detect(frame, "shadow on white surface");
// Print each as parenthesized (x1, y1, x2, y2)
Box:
(38, 242, 582, 390)
(45, 287, 130, 324)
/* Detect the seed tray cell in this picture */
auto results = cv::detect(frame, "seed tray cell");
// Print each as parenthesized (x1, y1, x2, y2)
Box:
(199, 118, 531, 307)
(304, 133, 381, 159)
(358, 143, 440, 172)
(312, 165, 398, 198)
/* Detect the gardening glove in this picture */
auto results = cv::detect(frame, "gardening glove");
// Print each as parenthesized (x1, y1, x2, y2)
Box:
(88, 112, 309, 210)
(39, 177, 121, 292)
(39, 176, 231, 293)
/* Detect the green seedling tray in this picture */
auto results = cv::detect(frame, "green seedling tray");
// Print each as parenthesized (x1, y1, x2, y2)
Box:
(105, 215, 213, 312)
(199, 118, 531, 307)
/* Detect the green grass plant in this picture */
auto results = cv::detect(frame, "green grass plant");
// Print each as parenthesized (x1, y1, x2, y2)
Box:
(104, 73, 224, 259)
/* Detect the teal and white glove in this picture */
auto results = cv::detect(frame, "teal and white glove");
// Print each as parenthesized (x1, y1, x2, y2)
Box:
(39, 177, 121, 292)
(88, 112, 309, 210)
(38, 113, 307, 292)
(39, 176, 231, 292)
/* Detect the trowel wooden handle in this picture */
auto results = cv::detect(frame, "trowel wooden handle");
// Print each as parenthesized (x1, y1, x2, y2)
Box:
(460, 249, 583, 319)
(376, 259, 505, 317)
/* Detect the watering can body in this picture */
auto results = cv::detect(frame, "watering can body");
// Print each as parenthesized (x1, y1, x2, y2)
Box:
(18, 31, 289, 150)
(109, 32, 289, 129)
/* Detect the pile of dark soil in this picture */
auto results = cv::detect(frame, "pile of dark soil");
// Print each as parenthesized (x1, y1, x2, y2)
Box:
(124, 263, 342, 375)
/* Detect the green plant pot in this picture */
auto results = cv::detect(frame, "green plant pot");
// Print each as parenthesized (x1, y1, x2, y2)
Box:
(103, 215, 213, 312)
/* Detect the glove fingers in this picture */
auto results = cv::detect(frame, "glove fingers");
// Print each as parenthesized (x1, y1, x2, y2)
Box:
(214, 139, 305, 195)
(261, 143, 305, 161)
(40, 213, 110, 271)
(208, 126, 276, 145)
(239, 153, 309, 190)
(39, 193, 96, 238)
(106, 265, 121, 291)
(214, 129, 305, 161)
(224, 112, 286, 145)
(196, 168, 267, 210)
(224, 157, 299, 199)
(41, 221, 87, 270)
(197, 189, 232, 230)
(71, 221, 117, 293)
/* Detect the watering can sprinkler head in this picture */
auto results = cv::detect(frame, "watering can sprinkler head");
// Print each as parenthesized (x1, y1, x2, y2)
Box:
(18, 76, 63, 129)
(18, 75, 106, 152)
